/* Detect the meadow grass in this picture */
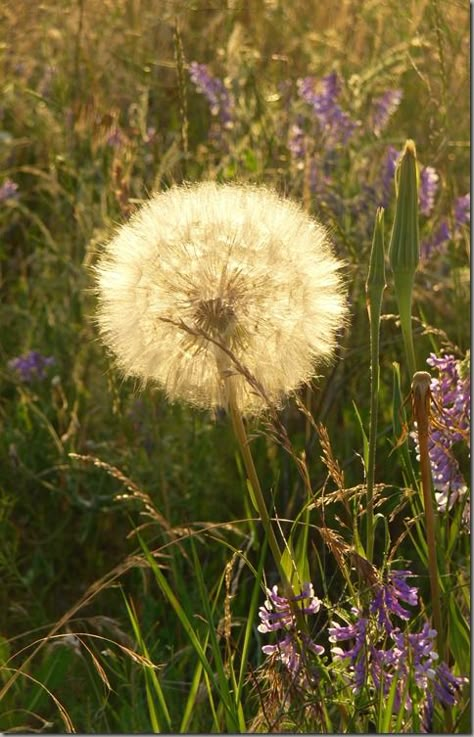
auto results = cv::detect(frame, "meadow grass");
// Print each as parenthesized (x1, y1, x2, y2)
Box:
(0, 0, 470, 732)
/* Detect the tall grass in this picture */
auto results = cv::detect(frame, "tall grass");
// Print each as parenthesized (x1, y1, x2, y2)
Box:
(0, 0, 469, 732)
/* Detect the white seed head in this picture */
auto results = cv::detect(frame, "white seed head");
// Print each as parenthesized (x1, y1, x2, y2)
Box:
(94, 182, 347, 415)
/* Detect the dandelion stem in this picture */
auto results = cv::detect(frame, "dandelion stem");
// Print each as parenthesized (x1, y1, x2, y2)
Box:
(227, 395, 292, 593)
(411, 371, 444, 660)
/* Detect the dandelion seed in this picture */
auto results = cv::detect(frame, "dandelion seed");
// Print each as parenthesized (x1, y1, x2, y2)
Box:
(95, 182, 347, 415)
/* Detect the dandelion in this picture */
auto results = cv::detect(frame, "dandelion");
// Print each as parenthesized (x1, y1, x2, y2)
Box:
(94, 182, 347, 416)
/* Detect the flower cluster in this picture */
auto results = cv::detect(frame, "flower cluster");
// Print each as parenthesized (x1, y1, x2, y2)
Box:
(421, 192, 470, 258)
(258, 583, 324, 677)
(8, 350, 55, 382)
(297, 72, 358, 145)
(424, 353, 470, 512)
(189, 62, 233, 127)
(0, 178, 19, 202)
(371, 89, 402, 137)
(329, 569, 467, 726)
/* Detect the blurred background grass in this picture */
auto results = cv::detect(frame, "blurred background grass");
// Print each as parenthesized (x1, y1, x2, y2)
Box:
(0, 0, 469, 731)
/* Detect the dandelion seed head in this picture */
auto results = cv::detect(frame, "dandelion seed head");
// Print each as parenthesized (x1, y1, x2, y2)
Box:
(95, 182, 347, 414)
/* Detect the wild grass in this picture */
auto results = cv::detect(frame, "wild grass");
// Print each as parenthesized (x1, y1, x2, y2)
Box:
(0, 0, 470, 732)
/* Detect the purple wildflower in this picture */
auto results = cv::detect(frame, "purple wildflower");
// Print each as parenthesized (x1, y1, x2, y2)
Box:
(421, 192, 470, 259)
(297, 72, 357, 145)
(371, 89, 402, 136)
(328, 608, 369, 691)
(8, 350, 55, 382)
(105, 126, 124, 148)
(369, 569, 418, 632)
(288, 119, 306, 163)
(0, 178, 19, 202)
(423, 353, 470, 512)
(419, 166, 439, 216)
(188, 61, 233, 128)
(433, 662, 468, 707)
(381, 145, 400, 206)
(258, 583, 324, 676)
(454, 192, 470, 226)
(421, 220, 451, 259)
(330, 569, 467, 716)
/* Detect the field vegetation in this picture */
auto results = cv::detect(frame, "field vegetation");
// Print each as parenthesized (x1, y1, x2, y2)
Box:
(0, 0, 470, 732)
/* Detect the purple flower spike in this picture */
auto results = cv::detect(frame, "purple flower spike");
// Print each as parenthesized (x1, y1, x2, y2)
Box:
(189, 61, 233, 127)
(369, 569, 418, 632)
(330, 563, 467, 716)
(258, 582, 324, 677)
(8, 350, 55, 382)
(422, 353, 470, 512)
(454, 193, 470, 227)
(372, 89, 402, 136)
(433, 662, 468, 707)
(419, 166, 439, 216)
(297, 72, 357, 145)
(0, 178, 19, 202)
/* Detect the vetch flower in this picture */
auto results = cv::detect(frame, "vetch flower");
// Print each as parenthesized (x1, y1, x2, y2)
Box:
(419, 166, 439, 216)
(454, 192, 470, 226)
(258, 583, 324, 677)
(424, 353, 470, 511)
(8, 350, 55, 382)
(371, 89, 402, 136)
(297, 72, 357, 145)
(0, 178, 19, 202)
(369, 569, 418, 632)
(189, 62, 233, 127)
(95, 182, 347, 415)
(329, 568, 467, 716)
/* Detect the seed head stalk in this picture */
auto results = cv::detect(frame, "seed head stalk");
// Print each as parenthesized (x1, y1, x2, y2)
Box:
(411, 372, 443, 661)
(227, 395, 291, 589)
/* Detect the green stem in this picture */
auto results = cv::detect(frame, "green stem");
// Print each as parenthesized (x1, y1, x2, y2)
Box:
(395, 274, 417, 378)
(411, 372, 443, 660)
(227, 395, 291, 593)
(366, 321, 380, 563)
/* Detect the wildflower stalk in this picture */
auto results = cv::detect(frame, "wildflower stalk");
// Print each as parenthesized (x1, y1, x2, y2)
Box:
(223, 371, 290, 593)
(411, 371, 443, 661)
(388, 139, 420, 378)
(365, 207, 386, 562)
